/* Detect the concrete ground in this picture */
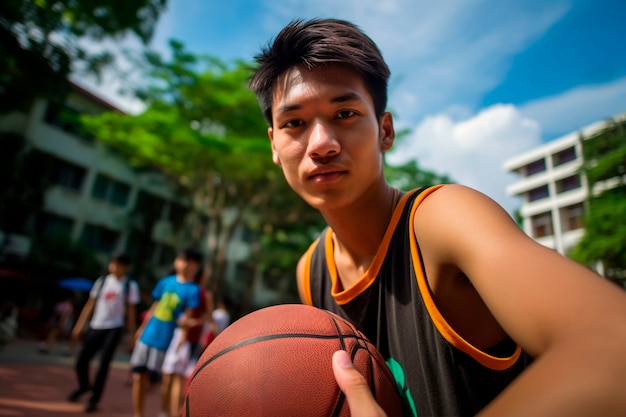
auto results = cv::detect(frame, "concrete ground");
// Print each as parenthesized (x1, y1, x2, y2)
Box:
(0, 338, 162, 417)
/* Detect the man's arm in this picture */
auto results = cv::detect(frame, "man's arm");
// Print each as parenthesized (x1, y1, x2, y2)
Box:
(71, 297, 95, 344)
(135, 301, 156, 342)
(415, 184, 626, 416)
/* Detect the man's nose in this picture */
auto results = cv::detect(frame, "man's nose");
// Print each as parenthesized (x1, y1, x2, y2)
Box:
(307, 121, 340, 159)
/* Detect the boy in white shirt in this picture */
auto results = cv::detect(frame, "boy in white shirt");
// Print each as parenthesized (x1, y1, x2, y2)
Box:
(67, 252, 139, 413)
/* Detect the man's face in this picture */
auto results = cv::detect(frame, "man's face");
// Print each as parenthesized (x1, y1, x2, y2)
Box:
(268, 65, 394, 211)
(109, 261, 129, 278)
(174, 256, 200, 281)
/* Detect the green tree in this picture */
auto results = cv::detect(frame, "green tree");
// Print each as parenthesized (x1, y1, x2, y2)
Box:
(0, 0, 167, 113)
(81, 42, 323, 308)
(570, 117, 626, 287)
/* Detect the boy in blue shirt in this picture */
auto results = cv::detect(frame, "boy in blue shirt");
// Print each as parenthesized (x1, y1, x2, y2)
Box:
(130, 247, 202, 417)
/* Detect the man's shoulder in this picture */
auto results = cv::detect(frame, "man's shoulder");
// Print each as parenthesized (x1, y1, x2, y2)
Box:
(158, 274, 177, 284)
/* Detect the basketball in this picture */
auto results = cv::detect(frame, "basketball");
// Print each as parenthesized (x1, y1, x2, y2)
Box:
(183, 303, 403, 417)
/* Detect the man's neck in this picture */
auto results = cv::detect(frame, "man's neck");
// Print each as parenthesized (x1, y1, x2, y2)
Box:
(322, 185, 398, 289)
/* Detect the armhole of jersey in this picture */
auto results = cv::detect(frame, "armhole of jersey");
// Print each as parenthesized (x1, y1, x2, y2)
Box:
(300, 238, 320, 306)
(409, 184, 522, 371)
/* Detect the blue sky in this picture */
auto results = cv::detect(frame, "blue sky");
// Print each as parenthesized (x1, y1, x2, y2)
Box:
(79, 0, 626, 213)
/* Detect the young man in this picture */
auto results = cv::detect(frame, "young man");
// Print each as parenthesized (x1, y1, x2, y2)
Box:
(67, 252, 139, 413)
(130, 247, 202, 417)
(249, 18, 626, 417)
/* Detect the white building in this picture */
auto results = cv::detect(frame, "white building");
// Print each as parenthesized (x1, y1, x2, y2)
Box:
(504, 114, 624, 259)
(0, 83, 210, 279)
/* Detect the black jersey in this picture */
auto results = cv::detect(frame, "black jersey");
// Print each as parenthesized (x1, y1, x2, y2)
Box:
(301, 185, 531, 417)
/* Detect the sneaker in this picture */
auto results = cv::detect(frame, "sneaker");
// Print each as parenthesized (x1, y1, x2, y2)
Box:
(67, 388, 88, 402)
(85, 401, 98, 413)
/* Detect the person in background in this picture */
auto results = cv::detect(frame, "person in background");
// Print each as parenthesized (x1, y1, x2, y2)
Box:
(67, 252, 139, 413)
(129, 247, 202, 417)
(39, 291, 74, 355)
(161, 265, 214, 417)
(0, 301, 19, 350)
(249, 17, 626, 417)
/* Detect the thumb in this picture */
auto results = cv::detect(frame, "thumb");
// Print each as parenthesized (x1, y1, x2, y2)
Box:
(332, 350, 387, 417)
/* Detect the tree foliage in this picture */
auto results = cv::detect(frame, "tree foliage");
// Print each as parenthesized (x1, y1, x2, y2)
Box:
(80, 41, 323, 306)
(570, 116, 626, 286)
(0, 0, 167, 113)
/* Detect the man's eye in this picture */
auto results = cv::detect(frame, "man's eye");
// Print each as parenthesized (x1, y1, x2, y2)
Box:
(336, 110, 355, 119)
(283, 119, 304, 128)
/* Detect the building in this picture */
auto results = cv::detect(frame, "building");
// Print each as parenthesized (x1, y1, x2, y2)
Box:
(0, 82, 290, 319)
(504, 115, 624, 263)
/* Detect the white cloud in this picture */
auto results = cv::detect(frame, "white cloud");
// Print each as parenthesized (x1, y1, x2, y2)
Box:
(519, 77, 626, 139)
(388, 104, 542, 214)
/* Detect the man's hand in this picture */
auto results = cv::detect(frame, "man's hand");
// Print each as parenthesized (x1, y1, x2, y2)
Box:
(332, 350, 387, 417)
(70, 327, 81, 345)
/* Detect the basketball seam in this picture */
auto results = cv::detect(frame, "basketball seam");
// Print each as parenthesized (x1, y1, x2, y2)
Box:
(188, 332, 366, 385)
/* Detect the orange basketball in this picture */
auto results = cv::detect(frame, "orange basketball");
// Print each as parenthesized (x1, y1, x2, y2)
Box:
(184, 304, 403, 417)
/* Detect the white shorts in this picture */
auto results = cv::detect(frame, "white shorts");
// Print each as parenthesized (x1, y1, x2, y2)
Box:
(162, 328, 191, 376)
(130, 341, 166, 374)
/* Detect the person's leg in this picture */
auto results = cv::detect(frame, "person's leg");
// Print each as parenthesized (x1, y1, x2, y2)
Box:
(86, 327, 123, 410)
(169, 373, 184, 417)
(132, 371, 149, 417)
(168, 338, 191, 417)
(44, 327, 58, 351)
(69, 329, 102, 401)
(161, 372, 172, 416)
(130, 341, 158, 417)
(160, 328, 183, 416)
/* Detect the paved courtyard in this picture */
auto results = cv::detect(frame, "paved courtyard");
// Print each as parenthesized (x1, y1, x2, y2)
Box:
(0, 339, 162, 417)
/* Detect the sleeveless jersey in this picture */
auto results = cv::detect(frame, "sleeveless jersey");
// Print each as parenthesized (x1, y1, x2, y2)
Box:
(301, 186, 531, 417)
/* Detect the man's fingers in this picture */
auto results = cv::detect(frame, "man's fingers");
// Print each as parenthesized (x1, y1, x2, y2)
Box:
(332, 350, 387, 417)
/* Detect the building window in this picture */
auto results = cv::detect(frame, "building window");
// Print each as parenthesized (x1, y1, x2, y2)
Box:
(133, 191, 165, 223)
(553, 146, 577, 167)
(80, 224, 119, 253)
(91, 174, 130, 207)
(525, 159, 546, 176)
(528, 185, 550, 202)
(44, 102, 94, 143)
(531, 212, 553, 238)
(37, 212, 74, 238)
(561, 203, 584, 231)
(51, 158, 86, 191)
(556, 175, 582, 194)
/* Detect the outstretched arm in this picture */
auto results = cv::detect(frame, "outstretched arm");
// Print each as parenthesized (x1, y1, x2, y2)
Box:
(416, 184, 626, 416)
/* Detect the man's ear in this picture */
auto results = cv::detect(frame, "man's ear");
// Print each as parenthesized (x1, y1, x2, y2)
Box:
(268, 127, 281, 166)
(380, 112, 395, 151)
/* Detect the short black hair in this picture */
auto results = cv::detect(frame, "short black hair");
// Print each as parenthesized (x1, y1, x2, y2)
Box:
(178, 247, 203, 263)
(111, 251, 132, 265)
(249, 18, 391, 126)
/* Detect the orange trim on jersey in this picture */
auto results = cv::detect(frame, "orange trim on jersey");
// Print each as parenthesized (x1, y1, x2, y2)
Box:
(408, 184, 522, 371)
(301, 238, 319, 306)
(327, 189, 422, 305)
